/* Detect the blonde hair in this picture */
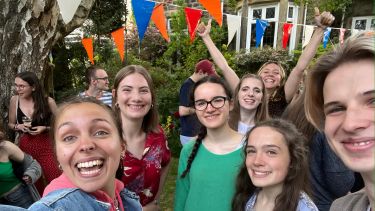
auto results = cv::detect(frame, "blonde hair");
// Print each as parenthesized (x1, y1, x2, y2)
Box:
(257, 61, 287, 85)
(305, 32, 375, 131)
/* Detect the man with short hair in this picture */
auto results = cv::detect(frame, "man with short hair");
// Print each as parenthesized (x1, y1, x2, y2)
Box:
(178, 59, 217, 145)
(79, 66, 112, 107)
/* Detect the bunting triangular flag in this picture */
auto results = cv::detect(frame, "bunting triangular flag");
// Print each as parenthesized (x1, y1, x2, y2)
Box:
(339, 28, 346, 44)
(56, 0, 82, 23)
(302, 25, 314, 48)
(82, 37, 94, 64)
(282, 23, 293, 49)
(184, 7, 203, 42)
(255, 19, 268, 48)
(226, 14, 241, 45)
(323, 27, 332, 48)
(151, 4, 170, 42)
(198, 0, 222, 27)
(111, 27, 125, 62)
(132, 0, 156, 43)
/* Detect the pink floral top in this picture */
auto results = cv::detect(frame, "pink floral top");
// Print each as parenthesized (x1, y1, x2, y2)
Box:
(121, 127, 171, 206)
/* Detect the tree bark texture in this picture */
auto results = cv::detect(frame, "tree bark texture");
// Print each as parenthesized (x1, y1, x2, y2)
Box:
(0, 0, 95, 135)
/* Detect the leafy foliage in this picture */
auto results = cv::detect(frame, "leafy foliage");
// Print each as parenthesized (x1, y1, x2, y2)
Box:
(293, 0, 352, 12)
(83, 0, 127, 36)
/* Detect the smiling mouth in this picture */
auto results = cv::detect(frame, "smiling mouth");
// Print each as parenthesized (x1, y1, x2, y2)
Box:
(128, 105, 144, 110)
(76, 159, 104, 176)
(252, 170, 271, 176)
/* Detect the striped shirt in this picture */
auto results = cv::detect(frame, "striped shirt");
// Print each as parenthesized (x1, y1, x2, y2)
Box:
(78, 90, 112, 107)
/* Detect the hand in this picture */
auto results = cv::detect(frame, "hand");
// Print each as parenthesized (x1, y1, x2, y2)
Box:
(314, 7, 335, 29)
(22, 175, 32, 184)
(143, 202, 161, 211)
(196, 19, 212, 38)
(28, 126, 46, 135)
(17, 124, 30, 133)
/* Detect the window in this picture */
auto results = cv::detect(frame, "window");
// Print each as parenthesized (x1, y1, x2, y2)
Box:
(352, 16, 375, 31)
(246, 4, 279, 50)
(288, 6, 293, 19)
(355, 19, 367, 30)
(253, 9, 262, 20)
(266, 7, 275, 19)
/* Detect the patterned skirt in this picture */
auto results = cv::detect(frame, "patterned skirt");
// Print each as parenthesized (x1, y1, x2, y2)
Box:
(19, 132, 61, 195)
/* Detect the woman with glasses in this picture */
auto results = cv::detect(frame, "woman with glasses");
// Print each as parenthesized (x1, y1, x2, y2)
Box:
(8, 71, 61, 195)
(174, 75, 244, 211)
(112, 65, 171, 211)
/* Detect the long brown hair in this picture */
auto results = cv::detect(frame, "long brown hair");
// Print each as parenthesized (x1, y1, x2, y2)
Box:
(112, 65, 159, 133)
(232, 119, 309, 211)
(16, 72, 52, 125)
(229, 73, 269, 131)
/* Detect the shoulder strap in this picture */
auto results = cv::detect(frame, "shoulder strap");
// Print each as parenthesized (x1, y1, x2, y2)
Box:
(15, 95, 19, 124)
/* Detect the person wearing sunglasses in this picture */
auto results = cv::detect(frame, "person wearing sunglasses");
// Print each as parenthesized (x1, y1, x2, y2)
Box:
(79, 65, 112, 107)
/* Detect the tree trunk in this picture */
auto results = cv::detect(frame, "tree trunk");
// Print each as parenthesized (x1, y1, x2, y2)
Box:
(240, 0, 248, 49)
(0, 0, 95, 136)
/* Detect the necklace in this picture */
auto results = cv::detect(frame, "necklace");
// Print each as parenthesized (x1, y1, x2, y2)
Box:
(114, 197, 120, 211)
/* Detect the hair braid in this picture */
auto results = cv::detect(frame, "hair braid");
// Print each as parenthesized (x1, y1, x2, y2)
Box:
(180, 127, 207, 178)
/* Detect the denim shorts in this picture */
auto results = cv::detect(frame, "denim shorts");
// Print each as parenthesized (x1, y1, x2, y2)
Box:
(0, 183, 34, 208)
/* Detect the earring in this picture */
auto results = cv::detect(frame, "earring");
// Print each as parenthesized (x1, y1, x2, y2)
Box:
(151, 104, 154, 108)
(58, 164, 62, 171)
(115, 103, 119, 108)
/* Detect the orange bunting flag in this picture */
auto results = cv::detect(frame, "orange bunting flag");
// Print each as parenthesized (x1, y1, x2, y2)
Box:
(151, 4, 170, 42)
(82, 37, 94, 64)
(185, 7, 203, 43)
(198, 0, 222, 27)
(111, 27, 125, 62)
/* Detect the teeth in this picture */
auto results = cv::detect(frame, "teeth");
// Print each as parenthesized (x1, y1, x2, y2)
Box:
(129, 105, 143, 109)
(352, 141, 371, 146)
(80, 168, 101, 175)
(77, 160, 103, 168)
(253, 170, 270, 175)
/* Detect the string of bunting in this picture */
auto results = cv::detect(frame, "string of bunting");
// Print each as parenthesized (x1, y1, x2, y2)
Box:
(64, 0, 363, 64)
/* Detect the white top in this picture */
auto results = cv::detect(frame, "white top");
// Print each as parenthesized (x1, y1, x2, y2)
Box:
(238, 121, 254, 135)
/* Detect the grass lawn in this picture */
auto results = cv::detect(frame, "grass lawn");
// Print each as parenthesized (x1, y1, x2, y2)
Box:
(160, 157, 179, 210)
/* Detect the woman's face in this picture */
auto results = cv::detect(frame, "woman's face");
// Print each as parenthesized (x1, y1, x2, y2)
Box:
(116, 73, 152, 120)
(14, 77, 33, 97)
(194, 82, 232, 129)
(323, 59, 375, 174)
(238, 77, 264, 112)
(54, 102, 123, 195)
(259, 63, 282, 90)
(246, 126, 290, 190)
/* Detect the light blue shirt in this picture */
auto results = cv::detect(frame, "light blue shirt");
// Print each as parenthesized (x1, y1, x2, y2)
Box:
(245, 191, 319, 211)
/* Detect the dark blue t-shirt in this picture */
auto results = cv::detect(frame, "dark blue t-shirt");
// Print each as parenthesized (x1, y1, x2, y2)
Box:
(179, 78, 202, 137)
(309, 132, 355, 211)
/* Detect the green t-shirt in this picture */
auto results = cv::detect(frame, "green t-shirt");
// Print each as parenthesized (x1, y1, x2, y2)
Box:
(0, 161, 21, 195)
(174, 140, 243, 211)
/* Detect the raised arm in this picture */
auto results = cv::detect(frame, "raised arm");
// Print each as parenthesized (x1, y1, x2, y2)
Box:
(284, 8, 335, 102)
(197, 19, 240, 93)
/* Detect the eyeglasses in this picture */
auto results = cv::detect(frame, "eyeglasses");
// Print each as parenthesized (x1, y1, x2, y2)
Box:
(194, 96, 227, 111)
(14, 84, 30, 89)
(95, 77, 109, 81)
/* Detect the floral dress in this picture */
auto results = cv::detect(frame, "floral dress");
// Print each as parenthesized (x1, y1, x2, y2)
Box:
(121, 128, 171, 206)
